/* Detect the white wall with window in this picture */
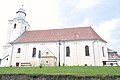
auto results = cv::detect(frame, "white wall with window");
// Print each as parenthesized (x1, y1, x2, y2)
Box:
(2, 39, 108, 67)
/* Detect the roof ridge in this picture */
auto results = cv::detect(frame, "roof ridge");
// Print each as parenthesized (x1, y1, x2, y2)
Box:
(28, 26, 91, 32)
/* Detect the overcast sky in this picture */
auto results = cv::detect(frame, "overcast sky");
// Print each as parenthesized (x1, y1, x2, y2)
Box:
(0, 0, 120, 57)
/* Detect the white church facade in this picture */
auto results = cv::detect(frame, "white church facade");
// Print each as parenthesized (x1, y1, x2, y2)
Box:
(1, 7, 116, 67)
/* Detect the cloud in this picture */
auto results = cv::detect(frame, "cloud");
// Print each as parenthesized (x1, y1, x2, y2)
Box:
(0, 0, 61, 57)
(75, 17, 120, 41)
(95, 18, 120, 52)
(96, 18, 120, 39)
(24, 0, 61, 30)
(76, 18, 91, 27)
(76, 0, 104, 10)
(59, 0, 104, 10)
(62, 18, 92, 28)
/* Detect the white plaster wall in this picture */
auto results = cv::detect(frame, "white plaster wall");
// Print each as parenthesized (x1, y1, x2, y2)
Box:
(6, 19, 29, 43)
(7, 19, 22, 43)
(62, 40, 108, 66)
(12, 43, 39, 66)
(64, 40, 95, 66)
(93, 41, 108, 66)
(1, 44, 12, 67)
(41, 57, 56, 66)
(118, 60, 120, 65)
(10, 40, 108, 66)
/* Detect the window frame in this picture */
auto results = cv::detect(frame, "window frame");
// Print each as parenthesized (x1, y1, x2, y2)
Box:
(102, 47, 105, 57)
(85, 45, 90, 56)
(17, 48, 21, 53)
(32, 47, 36, 58)
(66, 46, 70, 57)
(38, 50, 41, 58)
(14, 23, 17, 29)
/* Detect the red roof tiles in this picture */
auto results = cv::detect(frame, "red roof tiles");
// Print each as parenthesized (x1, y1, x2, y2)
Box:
(108, 48, 117, 53)
(13, 27, 106, 43)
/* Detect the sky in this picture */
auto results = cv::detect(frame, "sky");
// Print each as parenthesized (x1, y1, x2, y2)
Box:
(0, 0, 120, 57)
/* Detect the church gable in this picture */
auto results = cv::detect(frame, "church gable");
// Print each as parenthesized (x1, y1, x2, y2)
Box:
(41, 48, 56, 58)
(40, 48, 57, 66)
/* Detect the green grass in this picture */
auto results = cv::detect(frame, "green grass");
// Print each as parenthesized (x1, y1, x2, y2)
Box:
(0, 66, 120, 76)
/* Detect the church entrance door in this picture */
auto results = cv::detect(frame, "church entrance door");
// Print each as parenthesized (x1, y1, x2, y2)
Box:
(16, 62, 19, 67)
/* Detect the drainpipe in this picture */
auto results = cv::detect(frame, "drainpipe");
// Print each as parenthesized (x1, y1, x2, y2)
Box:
(58, 40, 61, 66)
(92, 40, 96, 66)
(62, 41, 65, 66)
(10, 43, 14, 67)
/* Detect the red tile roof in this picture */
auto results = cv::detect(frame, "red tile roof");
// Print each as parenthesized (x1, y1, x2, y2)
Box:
(108, 48, 117, 53)
(13, 27, 106, 43)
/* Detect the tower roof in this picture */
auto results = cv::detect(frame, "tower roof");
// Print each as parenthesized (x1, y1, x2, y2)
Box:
(13, 26, 106, 43)
(16, 8, 26, 16)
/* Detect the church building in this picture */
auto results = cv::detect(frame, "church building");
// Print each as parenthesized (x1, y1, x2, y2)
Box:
(1, 7, 111, 67)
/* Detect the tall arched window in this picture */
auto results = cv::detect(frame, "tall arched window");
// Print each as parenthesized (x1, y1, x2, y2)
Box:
(17, 48, 21, 53)
(102, 47, 105, 57)
(38, 50, 41, 58)
(14, 23, 16, 29)
(66, 46, 70, 57)
(32, 47, 36, 57)
(25, 26, 27, 31)
(85, 45, 89, 56)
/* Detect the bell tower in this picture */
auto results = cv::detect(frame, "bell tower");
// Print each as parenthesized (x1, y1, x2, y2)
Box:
(6, 6, 30, 43)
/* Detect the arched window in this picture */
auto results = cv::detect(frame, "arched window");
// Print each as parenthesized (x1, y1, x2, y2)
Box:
(14, 23, 16, 29)
(85, 45, 89, 56)
(32, 47, 36, 57)
(66, 46, 70, 57)
(25, 26, 27, 31)
(17, 48, 21, 53)
(38, 50, 41, 58)
(102, 47, 105, 57)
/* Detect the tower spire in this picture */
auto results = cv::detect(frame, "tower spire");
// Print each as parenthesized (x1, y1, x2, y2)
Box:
(16, 3, 26, 20)
(22, 2, 24, 7)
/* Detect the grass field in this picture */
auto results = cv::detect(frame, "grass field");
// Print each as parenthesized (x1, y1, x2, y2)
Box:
(0, 66, 120, 76)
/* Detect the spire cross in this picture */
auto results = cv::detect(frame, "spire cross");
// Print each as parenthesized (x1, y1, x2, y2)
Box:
(21, 2, 24, 7)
